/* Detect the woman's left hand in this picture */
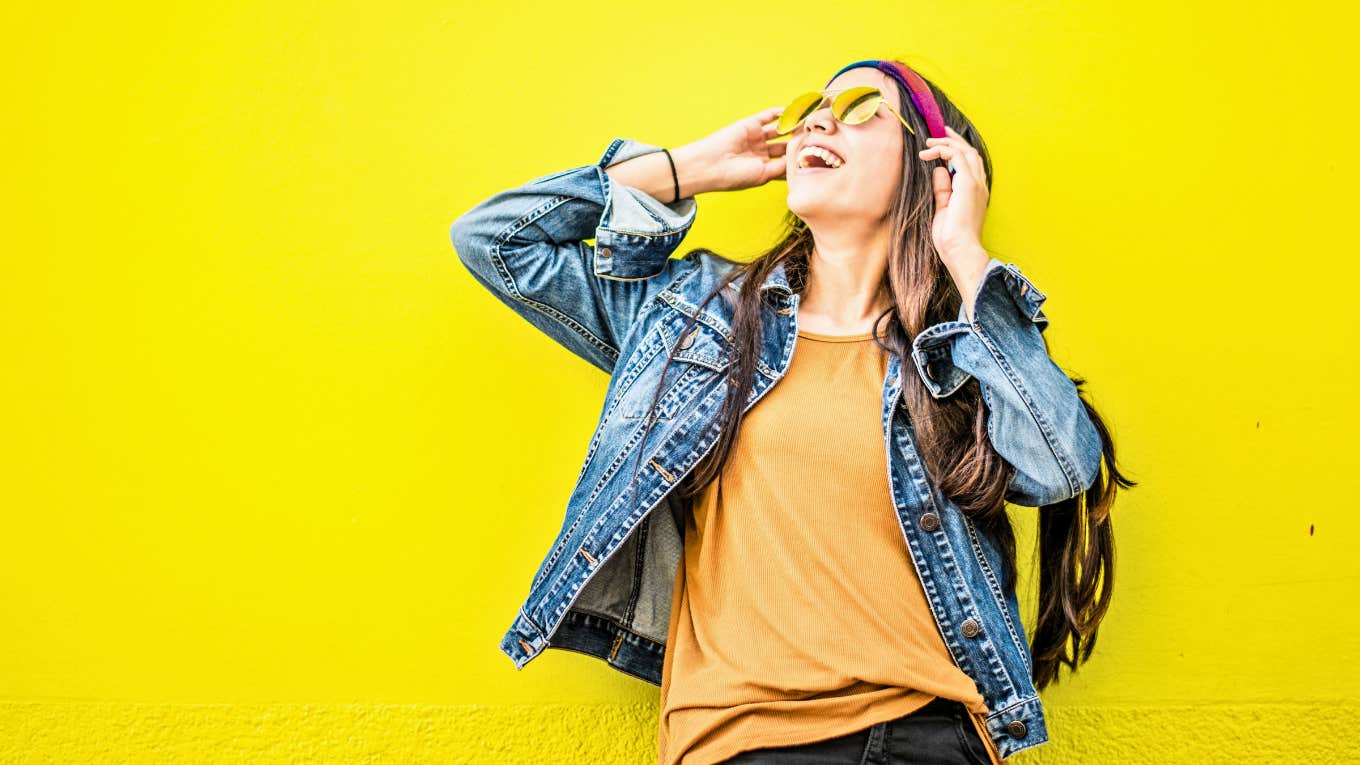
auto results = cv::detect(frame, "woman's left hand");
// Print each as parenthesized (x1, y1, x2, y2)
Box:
(918, 125, 989, 263)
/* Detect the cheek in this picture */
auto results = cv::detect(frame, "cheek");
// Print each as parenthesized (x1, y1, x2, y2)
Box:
(860, 147, 904, 186)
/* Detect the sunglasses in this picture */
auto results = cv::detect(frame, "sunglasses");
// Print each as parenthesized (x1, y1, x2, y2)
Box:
(775, 86, 916, 137)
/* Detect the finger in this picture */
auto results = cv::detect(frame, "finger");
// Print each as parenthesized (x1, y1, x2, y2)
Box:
(931, 164, 952, 209)
(924, 136, 968, 161)
(943, 150, 975, 187)
(918, 144, 956, 166)
(918, 144, 970, 183)
(759, 105, 785, 124)
(956, 145, 983, 187)
(968, 152, 985, 187)
(766, 156, 786, 182)
(918, 147, 949, 180)
(925, 145, 975, 190)
(935, 127, 984, 181)
(925, 131, 971, 159)
(766, 138, 787, 158)
(946, 127, 985, 182)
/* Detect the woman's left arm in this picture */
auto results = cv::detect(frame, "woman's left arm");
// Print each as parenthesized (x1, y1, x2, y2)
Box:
(911, 253, 1103, 507)
(914, 127, 1102, 507)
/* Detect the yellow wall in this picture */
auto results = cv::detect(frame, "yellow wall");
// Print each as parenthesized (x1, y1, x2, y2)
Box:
(2, 0, 1356, 762)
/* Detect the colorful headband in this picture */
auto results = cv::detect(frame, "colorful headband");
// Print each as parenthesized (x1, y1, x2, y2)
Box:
(825, 59, 948, 139)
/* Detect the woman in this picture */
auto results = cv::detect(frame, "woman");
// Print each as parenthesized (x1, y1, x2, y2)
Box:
(450, 58, 1131, 765)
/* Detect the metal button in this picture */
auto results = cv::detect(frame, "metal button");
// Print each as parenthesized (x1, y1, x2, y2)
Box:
(961, 618, 980, 638)
(776, 306, 793, 315)
(678, 329, 697, 349)
(918, 512, 940, 532)
(1006, 720, 1027, 738)
(599, 246, 612, 258)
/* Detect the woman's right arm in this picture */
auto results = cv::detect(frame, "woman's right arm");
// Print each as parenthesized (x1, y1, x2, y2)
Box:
(449, 138, 710, 375)
(448, 108, 787, 375)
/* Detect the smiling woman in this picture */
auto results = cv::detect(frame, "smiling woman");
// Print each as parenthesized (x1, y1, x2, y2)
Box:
(449, 56, 1133, 765)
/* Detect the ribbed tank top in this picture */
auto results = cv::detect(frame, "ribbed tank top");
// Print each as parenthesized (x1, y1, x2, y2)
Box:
(656, 327, 1005, 765)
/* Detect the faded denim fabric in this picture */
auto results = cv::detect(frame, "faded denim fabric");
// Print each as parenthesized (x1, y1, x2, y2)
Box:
(448, 137, 1103, 759)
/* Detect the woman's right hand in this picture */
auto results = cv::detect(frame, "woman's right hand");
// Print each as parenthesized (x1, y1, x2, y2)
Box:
(671, 106, 789, 195)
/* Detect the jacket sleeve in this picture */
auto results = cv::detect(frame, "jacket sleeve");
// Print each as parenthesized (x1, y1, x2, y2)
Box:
(909, 258, 1103, 507)
(448, 138, 700, 374)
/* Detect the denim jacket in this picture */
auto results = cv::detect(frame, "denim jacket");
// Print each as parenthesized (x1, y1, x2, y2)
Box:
(448, 137, 1103, 759)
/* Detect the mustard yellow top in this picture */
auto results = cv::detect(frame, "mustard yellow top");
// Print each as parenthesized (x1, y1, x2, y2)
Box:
(657, 328, 1005, 765)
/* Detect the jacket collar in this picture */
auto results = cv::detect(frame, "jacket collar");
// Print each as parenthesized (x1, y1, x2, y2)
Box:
(663, 258, 795, 346)
(729, 258, 794, 297)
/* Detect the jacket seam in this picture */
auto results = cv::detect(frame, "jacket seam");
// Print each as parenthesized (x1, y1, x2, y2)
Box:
(967, 320, 1079, 500)
(489, 195, 622, 364)
(963, 513, 1031, 677)
(922, 482, 1017, 694)
(519, 606, 545, 637)
(567, 606, 668, 647)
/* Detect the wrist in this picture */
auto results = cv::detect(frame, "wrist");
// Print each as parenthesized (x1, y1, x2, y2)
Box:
(668, 141, 720, 198)
(940, 244, 990, 324)
(939, 240, 987, 266)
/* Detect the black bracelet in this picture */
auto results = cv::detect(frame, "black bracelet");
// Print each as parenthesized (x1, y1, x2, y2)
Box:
(661, 148, 680, 204)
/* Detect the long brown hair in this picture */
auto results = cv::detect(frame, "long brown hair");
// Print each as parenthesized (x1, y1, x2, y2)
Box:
(627, 60, 1135, 691)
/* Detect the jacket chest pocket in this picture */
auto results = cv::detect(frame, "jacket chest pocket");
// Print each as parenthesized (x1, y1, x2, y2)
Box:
(621, 314, 732, 421)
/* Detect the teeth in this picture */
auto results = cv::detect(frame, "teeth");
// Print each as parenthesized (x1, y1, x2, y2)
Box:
(797, 145, 844, 169)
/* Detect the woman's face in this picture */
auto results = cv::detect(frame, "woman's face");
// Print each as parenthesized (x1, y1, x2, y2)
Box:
(786, 68, 908, 228)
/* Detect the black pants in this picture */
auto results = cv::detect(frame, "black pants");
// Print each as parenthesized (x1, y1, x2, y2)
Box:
(715, 696, 993, 765)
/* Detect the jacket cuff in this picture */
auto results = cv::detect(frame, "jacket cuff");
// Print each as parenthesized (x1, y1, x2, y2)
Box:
(909, 258, 1050, 398)
(588, 138, 698, 280)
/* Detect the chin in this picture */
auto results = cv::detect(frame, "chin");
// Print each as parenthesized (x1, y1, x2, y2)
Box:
(787, 188, 832, 218)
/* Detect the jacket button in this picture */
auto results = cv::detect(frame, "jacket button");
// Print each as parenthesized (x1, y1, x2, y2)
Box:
(961, 618, 980, 638)
(918, 512, 940, 531)
(678, 329, 697, 349)
(599, 246, 612, 258)
(1006, 720, 1027, 738)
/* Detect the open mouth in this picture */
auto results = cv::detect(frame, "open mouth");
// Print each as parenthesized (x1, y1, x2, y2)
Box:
(796, 144, 846, 171)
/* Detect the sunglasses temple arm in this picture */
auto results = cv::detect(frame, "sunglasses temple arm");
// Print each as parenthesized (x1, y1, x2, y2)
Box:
(883, 102, 917, 135)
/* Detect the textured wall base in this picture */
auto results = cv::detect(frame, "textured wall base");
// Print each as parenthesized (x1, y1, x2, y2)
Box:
(1, 702, 1354, 763)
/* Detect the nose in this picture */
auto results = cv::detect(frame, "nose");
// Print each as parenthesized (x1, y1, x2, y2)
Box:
(802, 99, 836, 135)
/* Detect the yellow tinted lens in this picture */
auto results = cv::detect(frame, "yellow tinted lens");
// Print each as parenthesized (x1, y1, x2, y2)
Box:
(777, 91, 826, 134)
(833, 86, 883, 125)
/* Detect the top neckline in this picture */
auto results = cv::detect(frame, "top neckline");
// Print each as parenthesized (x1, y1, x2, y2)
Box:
(797, 329, 879, 342)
